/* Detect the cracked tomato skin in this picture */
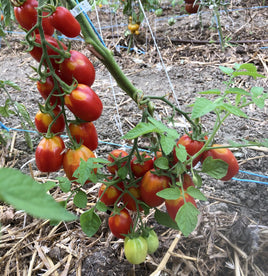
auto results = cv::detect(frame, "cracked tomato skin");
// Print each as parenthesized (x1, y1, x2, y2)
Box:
(35, 136, 65, 172)
(107, 149, 128, 174)
(34, 106, 65, 134)
(165, 191, 197, 221)
(50, 6, 81, 38)
(64, 84, 103, 122)
(108, 208, 133, 239)
(69, 122, 98, 151)
(124, 236, 148, 264)
(63, 145, 96, 181)
(59, 50, 95, 87)
(140, 170, 170, 207)
(201, 144, 239, 181)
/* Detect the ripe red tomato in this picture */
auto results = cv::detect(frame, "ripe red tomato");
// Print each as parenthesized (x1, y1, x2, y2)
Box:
(13, 0, 54, 35)
(122, 186, 143, 211)
(30, 34, 67, 69)
(201, 144, 239, 181)
(64, 84, 103, 122)
(184, 0, 195, 3)
(63, 145, 96, 181)
(131, 153, 154, 178)
(185, 3, 199, 13)
(37, 76, 60, 106)
(108, 208, 133, 239)
(165, 191, 197, 221)
(181, 173, 195, 190)
(98, 178, 124, 206)
(173, 134, 205, 167)
(69, 122, 98, 151)
(107, 149, 128, 174)
(35, 106, 65, 134)
(49, 6, 81, 38)
(59, 50, 95, 87)
(124, 236, 148, 264)
(140, 170, 170, 207)
(35, 136, 65, 172)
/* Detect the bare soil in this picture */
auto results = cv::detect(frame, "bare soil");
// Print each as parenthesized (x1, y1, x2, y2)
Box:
(0, 1, 268, 275)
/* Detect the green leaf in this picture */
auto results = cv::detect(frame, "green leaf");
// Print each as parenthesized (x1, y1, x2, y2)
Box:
(191, 98, 216, 119)
(174, 144, 187, 163)
(74, 190, 88, 208)
(3, 80, 21, 91)
(57, 177, 72, 193)
(201, 156, 228, 179)
(154, 156, 169, 170)
(0, 168, 77, 221)
(154, 209, 179, 230)
(122, 122, 157, 139)
(225, 87, 250, 96)
(219, 66, 234, 75)
(251, 87, 267, 109)
(199, 89, 221, 95)
(186, 187, 207, 201)
(117, 165, 128, 179)
(160, 134, 176, 155)
(95, 201, 108, 212)
(192, 171, 202, 188)
(43, 181, 57, 192)
(175, 202, 199, 237)
(15, 102, 35, 128)
(220, 103, 248, 118)
(156, 187, 181, 200)
(80, 209, 101, 237)
(0, 99, 15, 117)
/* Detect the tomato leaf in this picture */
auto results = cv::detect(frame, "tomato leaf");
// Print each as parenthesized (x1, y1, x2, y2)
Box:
(191, 98, 216, 119)
(122, 122, 157, 139)
(74, 190, 88, 208)
(201, 156, 228, 179)
(174, 144, 187, 163)
(160, 134, 176, 155)
(251, 87, 267, 109)
(154, 209, 179, 230)
(118, 165, 128, 179)
(220, 103, 248, 118)
(0, 168, 76, 221)
(80, 208, 101, 237)
(224, 87, 250, 96)
(156, 187, 181, 200)
(154, 156, 169, 170)
(95, 201, 108, 212)
(175, 202, 199, 237)
(199, 89, 221, 95)
(57, 177, 71, 192)
(219, 66, 234, 75)
(186, 187, 207, 201)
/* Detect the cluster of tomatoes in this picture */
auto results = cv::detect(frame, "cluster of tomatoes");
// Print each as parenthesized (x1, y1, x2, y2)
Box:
(99, 133, 239, 264)
(127, 16, 140, 35)
(184, 0, 200, 14)
(13, 0, 102, 179)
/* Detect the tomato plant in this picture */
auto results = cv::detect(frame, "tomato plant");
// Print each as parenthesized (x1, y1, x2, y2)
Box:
(122, 186, 143, 211)
(98, 180, 124, 206)
(49, 6, 81, 38)
(69, 122, 98, 151)
(165, 191, 197, 221)
(107, 149, 128, 174)
(124, 236, 148, 264)
(181, 173, 195, 190)
(140, 170, 170, 207)
(34, 106, 65, 134)
(131, 153, 154, 178)
(63, 145, 96, 181)
(35, 136, 65, 172)
(64, 84, 103, 122)
(108, 208, 133, 239)
(143, 229, 159, 254)
(201, 144, 239, 181)
(59, 50, 95, 87)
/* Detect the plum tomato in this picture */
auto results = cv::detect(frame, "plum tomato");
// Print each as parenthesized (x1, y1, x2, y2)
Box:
(13, 0, 54, 35)
(173, 134, 205, 168)
(63, 145, 96, 181)
(122, 186, 143, 212)
(59, 50, 95, 87)
(107, 149, 128, 174)
(29, 34, 67, 69)
(34, 106, 65, 134)
(37, 76, 60, 106)
(98, 180, 124, 206)
(35, 136, 65, 172)
(124, 236, 148, 264)
(49, 6, 81, 38)
(143, 229, 159, 254)
(140, 170, 170, 207)
(201, 144, 239, 181)
(64, 84, 103, 122)
(131, 153, 154, 178)
(108, 208, 133, 239)
(181, 173, 195, 190)
(165, 191, 197, 221)
(69, 122, 98, 151)
(185, 3, 199, 13)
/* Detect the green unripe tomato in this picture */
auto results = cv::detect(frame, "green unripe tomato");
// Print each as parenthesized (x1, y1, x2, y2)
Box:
(144, 229, 159, 254)
(168, 17, 176, 26)
(124, 236, 148, 264)
(155, 8, 163, 17)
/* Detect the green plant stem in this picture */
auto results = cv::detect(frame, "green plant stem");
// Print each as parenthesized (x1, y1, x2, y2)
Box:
(213, 7, 224, 51)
